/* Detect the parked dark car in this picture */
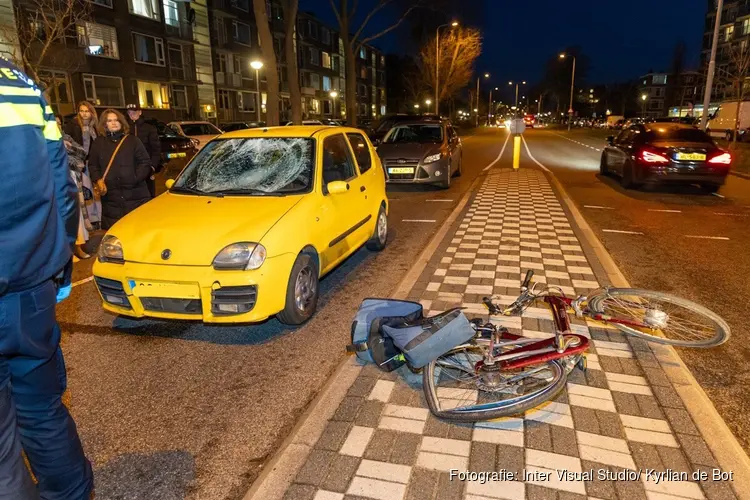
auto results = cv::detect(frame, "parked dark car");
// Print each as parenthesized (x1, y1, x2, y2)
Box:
(368, 114, 440, 144)
(221, 121, 266, 132)
(144, 118, 198, 167)
(375, 119, 462, 189)
(600, 123, 731, 192)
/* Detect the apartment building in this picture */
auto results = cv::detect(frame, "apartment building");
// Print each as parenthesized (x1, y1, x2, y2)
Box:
(638, 71, 700, 118)
(355, 42, 386, 122)
(296, 12, 343, 120)
(701, 0, 750, 102)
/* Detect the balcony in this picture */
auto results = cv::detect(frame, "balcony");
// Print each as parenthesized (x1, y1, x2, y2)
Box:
(165, 21, 193, 40)
(301, 87, 316, 96)
(215, 72, 242, 87)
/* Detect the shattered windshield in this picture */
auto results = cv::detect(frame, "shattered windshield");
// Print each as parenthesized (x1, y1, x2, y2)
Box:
(383, 124, 444, 144)
(173, 138, 314, 195)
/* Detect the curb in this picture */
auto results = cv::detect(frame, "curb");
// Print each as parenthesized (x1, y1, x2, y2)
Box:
(542, 166, 750, 499)
(730, 169, 750, 180)
(243, 176, 482, 500)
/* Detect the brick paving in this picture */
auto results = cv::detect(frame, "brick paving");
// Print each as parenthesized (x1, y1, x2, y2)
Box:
(281, 168, 741, 500)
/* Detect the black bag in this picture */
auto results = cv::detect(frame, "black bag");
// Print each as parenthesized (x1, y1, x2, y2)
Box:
(347, 298, 424, 372)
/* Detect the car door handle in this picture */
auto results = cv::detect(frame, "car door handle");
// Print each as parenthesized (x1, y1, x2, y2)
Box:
(360, 186, 366, 192)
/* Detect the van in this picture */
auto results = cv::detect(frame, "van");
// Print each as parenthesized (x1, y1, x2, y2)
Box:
(706, 101, 750, 141)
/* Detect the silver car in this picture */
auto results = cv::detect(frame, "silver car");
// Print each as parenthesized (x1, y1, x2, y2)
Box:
(376, 120, 463, 189)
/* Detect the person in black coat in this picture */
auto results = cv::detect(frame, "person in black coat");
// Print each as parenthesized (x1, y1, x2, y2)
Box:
(88, 109, 152, 230)
(126, 103, 161, 197)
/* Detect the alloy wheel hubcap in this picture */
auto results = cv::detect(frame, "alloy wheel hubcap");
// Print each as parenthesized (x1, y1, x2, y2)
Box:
(377, 212, 387, 243)
(294, 266, 316, 312)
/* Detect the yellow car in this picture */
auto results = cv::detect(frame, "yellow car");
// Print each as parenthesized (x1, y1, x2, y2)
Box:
(92, 126, 388, 325)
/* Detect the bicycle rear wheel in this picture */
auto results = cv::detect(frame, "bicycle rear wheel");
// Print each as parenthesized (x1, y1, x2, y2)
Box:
(422, 344, 567, 422)
(587, 288, 729, 348)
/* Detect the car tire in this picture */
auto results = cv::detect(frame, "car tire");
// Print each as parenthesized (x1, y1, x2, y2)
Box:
(440, 168, 451, 189)
(277, 253, 319, 325)
(621, 162, 637, 189)
(725, 131, 733, 141)
(454, 155, 463, 177)
(599, 152, 610, 176)
(366, 205, 388, 251)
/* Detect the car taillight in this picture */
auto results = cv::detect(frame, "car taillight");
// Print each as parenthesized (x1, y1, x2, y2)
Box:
(708, 152, 731, 164)
(640, 149, 670, 164)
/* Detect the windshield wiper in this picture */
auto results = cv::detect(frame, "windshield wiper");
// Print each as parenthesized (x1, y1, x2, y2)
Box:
(208, 188, 285, 197)
(170, 185, 223, 197)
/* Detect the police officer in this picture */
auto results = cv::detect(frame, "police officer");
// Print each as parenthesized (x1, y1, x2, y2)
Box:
(0, 57, 94, 498)
(126, 103, 162, 197)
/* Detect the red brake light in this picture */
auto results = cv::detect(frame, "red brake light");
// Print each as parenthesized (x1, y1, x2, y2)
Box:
(708, 152, 731, 164)
(640, 150, 670, 164)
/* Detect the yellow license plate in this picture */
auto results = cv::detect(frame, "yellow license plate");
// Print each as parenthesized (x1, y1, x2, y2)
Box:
(167, 152, 187, 159)
(676, 153, 706, 161)
(129, 280, 200, 299)
(388, 167, 415, 174)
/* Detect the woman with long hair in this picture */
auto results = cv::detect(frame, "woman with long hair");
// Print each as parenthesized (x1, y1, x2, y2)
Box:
(88, 109, 152, 230)
(57, 116, 93, 259)
(64, 100, 102, 229)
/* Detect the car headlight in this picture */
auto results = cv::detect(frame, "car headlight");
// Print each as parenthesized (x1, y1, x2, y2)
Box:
(213, 243, 266, 270)
(423, 153, 443, 164)
(98, 235, 124, 263)
(190, 138, 200, 147)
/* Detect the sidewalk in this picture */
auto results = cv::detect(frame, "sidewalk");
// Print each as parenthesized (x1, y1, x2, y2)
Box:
(253, 167, 747, 500)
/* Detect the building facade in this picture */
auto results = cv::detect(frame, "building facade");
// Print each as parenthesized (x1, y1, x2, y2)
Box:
(638, 71, 700, 118)
(701, 0, 750, 103)
(6, 0, 386, 126)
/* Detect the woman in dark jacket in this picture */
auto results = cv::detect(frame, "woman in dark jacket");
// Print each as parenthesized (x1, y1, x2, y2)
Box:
(88, 108, 152, 230)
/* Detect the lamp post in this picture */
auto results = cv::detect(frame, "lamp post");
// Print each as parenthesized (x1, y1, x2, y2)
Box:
(250, 60, 263, 122)
(330, 90, 338, 120)
(425, 99, 432, 110)
(641, 94, 648, 118)
(475, 73, 489, 127)
(435, 21, 459, 115)
(701, 0, 724, 130)
(560, 53, 576, 131)
(508, 81, 526, 118)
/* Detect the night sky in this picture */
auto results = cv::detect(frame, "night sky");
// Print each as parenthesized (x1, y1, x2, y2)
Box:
(301, 0, 708, 85)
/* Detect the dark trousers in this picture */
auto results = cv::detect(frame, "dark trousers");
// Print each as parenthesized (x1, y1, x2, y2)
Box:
(0, 280, 93, 499)
(146, 176, 156, 198)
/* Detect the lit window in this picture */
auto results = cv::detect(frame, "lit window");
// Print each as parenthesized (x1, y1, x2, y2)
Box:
(323, 76, 331, 91)
(359, 47, 366, 59)
(322, 52, 331, 69)
(653, 74, 667, 85)
(137, 80, 170, 109)
(133, 33, 166, 66)
(743, 18, 750, 35)
(83, 74, 124, 107)
(726, 25, 734, 41)
(163, 0, 179, 27)
(129, 0, 160, 21)
(311, 98, 320, 113)
(77, 22, 119, 59)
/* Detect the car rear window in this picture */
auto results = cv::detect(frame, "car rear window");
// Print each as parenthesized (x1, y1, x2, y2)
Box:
(645, 128, 713, 143)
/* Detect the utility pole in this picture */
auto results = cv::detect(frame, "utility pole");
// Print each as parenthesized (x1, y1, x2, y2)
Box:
(488, 89, 493, 125)
(475, 77, 480, 127)
(701, 0, 724, 130)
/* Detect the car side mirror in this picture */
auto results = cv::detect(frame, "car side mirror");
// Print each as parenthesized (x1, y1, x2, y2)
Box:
(165, 179, 175, 190)
(326, 181, 350, 195)
(606, 135, 614, 145)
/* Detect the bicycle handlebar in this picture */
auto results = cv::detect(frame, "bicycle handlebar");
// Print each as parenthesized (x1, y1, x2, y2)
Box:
(521, 270, 534, 290)
(482, 297, 501, 315)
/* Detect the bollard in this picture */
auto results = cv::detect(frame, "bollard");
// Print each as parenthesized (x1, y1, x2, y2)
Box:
(513, 135, 521, 170)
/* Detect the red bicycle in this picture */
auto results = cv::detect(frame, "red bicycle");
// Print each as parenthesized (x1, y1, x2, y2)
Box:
(422, 270, 730, 422)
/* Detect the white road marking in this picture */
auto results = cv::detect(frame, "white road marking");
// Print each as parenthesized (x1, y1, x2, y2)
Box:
(402, 219, 436, 223)
(584, 205, 614, 210)
(601, 229, 644, 235)
(712, 192, 726, 198)
(713, 212, 750, 216)
(72, 276, 94, 288)
(426, 199, 454, 202)
(647, 209, 682, 213)
(520, 136, 551, 173)
(483, 132, 511, 171)
(685, 235, 730, 240)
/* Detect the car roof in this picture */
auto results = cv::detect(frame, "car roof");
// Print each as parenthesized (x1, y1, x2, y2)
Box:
(220, 125, 365, 139)
(170, 121, 215, 125)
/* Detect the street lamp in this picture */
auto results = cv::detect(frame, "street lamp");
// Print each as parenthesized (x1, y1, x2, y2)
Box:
(435, 20, 459, 115)
(508, 80, 526, 117)
(330, 90, 338, 120)
(425, 99, 432, 107)
(560, 52, 576, 131)
(474, 72, 489, 127)
(250, 60, 263, 122)
(641, 93, 648, 118)
(414, 104, 420, 109)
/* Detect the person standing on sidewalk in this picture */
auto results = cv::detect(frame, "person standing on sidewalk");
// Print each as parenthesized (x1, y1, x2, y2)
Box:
(0, 56, 94, 499)
(65, 101, 102, 229)
(89, 109, 152, 229)
(126, 103, 161, 197)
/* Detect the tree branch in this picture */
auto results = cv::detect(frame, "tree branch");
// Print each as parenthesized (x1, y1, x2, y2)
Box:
(356, 4, 416, 50)
(328, 0, 343, 29)
(353, 0, 396, 44)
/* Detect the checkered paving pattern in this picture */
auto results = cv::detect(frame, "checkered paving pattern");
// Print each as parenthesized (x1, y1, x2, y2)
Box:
(282, 169, 740, 500)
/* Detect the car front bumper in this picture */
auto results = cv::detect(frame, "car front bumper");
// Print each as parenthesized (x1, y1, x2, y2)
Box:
(92, 253, 297, 323)
(385, 157, 451, 184)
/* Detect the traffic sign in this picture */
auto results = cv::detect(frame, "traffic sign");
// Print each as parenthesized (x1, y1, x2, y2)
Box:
(509, 118, 525, 135)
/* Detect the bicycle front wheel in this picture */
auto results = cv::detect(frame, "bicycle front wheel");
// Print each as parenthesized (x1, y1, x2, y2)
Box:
(422, 344, 567, 422)
(587, 288, 730, 348)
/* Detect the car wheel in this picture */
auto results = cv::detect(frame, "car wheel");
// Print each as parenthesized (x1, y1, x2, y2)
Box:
(725, 131, 733, 141)
(599, 152, 610, 176)
(366, 205, 388, 251)
(621, 162, 638, 189)
(454, 155, 463, 177)
(277, 253, 319, 325)
(701, 183, 721, 194)
(439, 167, 451, 189)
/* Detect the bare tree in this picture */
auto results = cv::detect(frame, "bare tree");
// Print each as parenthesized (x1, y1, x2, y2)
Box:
(253, 0, 280, 125)
(328, 0, 419, 127)
(717, 41, 750, 148)
(415, 27, 481, 109)
(0, 0, 90, 87)
(280, 0, 302, 124)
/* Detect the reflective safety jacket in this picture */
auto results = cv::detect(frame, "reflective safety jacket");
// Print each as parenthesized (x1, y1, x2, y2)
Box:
(0, 57, 78, 296)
